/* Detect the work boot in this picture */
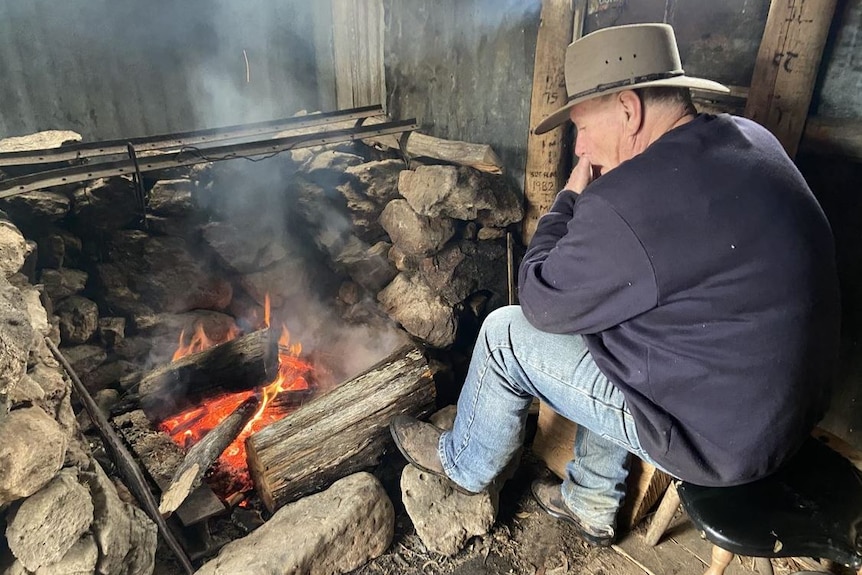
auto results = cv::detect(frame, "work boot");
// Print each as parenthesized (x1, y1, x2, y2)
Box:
(531, 477, 616, 547)
(389, 415, 478, 495)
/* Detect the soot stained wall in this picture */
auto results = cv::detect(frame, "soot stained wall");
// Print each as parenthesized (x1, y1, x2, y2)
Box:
(383, 0, 541, 189)
(0, 0, 333, 141)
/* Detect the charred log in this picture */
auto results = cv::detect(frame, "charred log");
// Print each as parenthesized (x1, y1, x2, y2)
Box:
(159, 394, 261, 516)
(246, 346, 435, 512)
(136, 328, 278, 421)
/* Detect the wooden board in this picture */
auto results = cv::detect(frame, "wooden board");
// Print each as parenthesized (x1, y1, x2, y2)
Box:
(615, 519, 758, 575)
(331, 0, 385, 109)
(744, 0, 838, 158)
(522, 0, 580, 244)
(531, 402, 672, 530)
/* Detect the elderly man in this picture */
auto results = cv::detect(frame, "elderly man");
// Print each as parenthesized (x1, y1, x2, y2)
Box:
(390, 23, 840, 546)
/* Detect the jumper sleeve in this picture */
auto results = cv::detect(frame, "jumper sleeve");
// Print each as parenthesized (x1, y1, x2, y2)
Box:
(518, 192, 658, 334)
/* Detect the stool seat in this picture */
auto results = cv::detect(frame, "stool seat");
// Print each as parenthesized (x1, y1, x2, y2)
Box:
(678, 436, 862, 570)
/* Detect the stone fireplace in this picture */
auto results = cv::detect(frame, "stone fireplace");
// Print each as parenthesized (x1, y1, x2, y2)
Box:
(0, 121, 523, 574)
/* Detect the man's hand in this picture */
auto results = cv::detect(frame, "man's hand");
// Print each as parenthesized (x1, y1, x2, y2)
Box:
(564, 157, 594, 194)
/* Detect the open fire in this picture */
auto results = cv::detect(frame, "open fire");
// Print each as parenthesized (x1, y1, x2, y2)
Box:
(158, 296, 315, 498)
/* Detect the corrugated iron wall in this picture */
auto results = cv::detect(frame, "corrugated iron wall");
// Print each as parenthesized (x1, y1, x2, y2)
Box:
(0, 0, 336, 141)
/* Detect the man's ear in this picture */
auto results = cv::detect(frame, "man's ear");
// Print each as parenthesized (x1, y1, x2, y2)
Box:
(617, 90, 643, 135)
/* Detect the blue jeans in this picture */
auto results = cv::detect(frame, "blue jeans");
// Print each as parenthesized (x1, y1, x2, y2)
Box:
(439, 305, 658, 530)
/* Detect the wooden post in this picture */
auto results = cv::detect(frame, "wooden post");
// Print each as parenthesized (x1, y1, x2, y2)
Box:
(522, 0, 582, 244)
(744, 0, 838, 158)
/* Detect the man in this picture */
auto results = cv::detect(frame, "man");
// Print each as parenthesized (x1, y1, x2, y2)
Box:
(389, 23, 840, 547)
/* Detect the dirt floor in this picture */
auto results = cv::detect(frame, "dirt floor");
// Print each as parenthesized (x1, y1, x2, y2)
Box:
(152, 435, 845, 575)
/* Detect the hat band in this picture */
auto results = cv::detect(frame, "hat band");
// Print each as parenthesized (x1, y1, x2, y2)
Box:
(566, 70, 685, 103)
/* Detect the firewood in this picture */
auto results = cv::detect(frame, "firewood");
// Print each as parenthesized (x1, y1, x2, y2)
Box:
(137, 328, 278, 421)
(158, 393, 261, 516)
(246, 345, 435, 512)
(360, 117, 503, 174)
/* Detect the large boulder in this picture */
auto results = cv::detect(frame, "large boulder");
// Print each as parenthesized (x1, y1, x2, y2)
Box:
(379, 199, 455, 257)
(0, 407, 68, 506)
(378, 273, 457, 348)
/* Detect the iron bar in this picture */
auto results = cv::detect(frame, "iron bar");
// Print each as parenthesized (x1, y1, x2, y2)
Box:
(0, 105, 385, 167)
(0, 119, 418, 199)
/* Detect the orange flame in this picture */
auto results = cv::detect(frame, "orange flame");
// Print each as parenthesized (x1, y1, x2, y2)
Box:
(159, 296, 313, 498)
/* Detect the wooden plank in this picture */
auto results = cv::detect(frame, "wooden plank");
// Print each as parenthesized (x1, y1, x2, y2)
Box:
(743, 0, 838, 158)
(331, 0, 385, 109)
(615, 520, 757, 575)
(522, 0, 579, 244)
(531, 402, 672, 530)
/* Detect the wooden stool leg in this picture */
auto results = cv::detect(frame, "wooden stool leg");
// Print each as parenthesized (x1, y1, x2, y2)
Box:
(753, 557, 774, 575)
(644, 482, 680, 546)
(704, 545, 734, 575)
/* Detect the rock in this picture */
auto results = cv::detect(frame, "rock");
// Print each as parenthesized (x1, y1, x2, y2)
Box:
(388, 244, 422, 272)
(301, 150, 365, 187)
(28, 363, 67, 401)
(196, 472, 393, 575)
(6, 469, 94, 572)
(379, 199, 455, 257)
(40, 268, 88, 302)
(55, 295, 99, 345)
(0, 278, 32, 401)
(98, 316, 126, 348)
(336, 160, 406, 243)
(0, 218, 27, 278)
(477, 227, 506, 240)
(0, 130, 81, 153)
(0, 191, 71, 229)
(333, 239, 398, 293)
(36, 229, 82, 269)
(104, 231, 232, 313)
(343, 160, 405, 203)
(401, 465, 496, 556)
(7, 374, 45, 406)
(0, 407, 68, 505)
(71, 177, 140, 234)
(82, 461, 157, 575)
(33, 534, 98, 575)
(239, 259, 311, 311)
(399, 404, 498, 556)
(94, 262, 151, 320)
(59, 345, 107, 378)
(201, 220, 290, 274)
(418, 241, 508, 306)
(80, 361, 136, 395)
(147, 179, 195, 217)
(398, 165, 524, 227)
(378, 274, 457, 348)
(14, 281, 50, 338)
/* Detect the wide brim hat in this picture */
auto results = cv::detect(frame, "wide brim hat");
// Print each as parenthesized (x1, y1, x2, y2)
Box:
(534, 23, 730, 135)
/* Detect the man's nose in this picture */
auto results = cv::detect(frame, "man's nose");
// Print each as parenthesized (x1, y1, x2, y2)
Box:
(574, 136, 586, 159)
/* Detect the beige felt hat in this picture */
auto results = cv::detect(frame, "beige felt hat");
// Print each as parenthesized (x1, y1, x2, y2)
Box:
(534, 23, 730, 135)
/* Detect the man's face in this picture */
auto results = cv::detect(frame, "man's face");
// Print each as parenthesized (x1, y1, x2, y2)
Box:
(569, 94, 626, 176)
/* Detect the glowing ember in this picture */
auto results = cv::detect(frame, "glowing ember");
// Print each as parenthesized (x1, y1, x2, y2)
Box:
(159, 297, 313, 498)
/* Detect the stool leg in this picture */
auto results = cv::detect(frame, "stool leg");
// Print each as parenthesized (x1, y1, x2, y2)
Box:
(644, 482, 680, 546)
(753, 557, 774, 575)
(703, 545, 734, 575)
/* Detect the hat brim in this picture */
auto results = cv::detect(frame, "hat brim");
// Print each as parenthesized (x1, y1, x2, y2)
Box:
(533, 76, 730, 135)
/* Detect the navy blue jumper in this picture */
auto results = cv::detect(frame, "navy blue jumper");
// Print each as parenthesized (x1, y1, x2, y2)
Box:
(518, 114, 840, 487)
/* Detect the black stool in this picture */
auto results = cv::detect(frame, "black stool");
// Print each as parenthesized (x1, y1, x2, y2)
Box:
(647, 435, 862, 575)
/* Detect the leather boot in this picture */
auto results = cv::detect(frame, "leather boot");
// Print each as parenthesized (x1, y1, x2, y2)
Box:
(531, 477, 616, 547)
(389, 414, 478, 495)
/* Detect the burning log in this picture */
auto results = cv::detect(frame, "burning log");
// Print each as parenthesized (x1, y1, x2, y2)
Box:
(247, 345, 435, 512)
(159, 393, 261, 516)
(137, 327, 278, 421)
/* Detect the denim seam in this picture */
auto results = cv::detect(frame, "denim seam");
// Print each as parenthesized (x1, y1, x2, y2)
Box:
(522, 356, 631, 418)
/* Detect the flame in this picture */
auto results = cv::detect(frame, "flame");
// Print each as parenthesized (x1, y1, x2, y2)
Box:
(159, 296, 313, 499)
